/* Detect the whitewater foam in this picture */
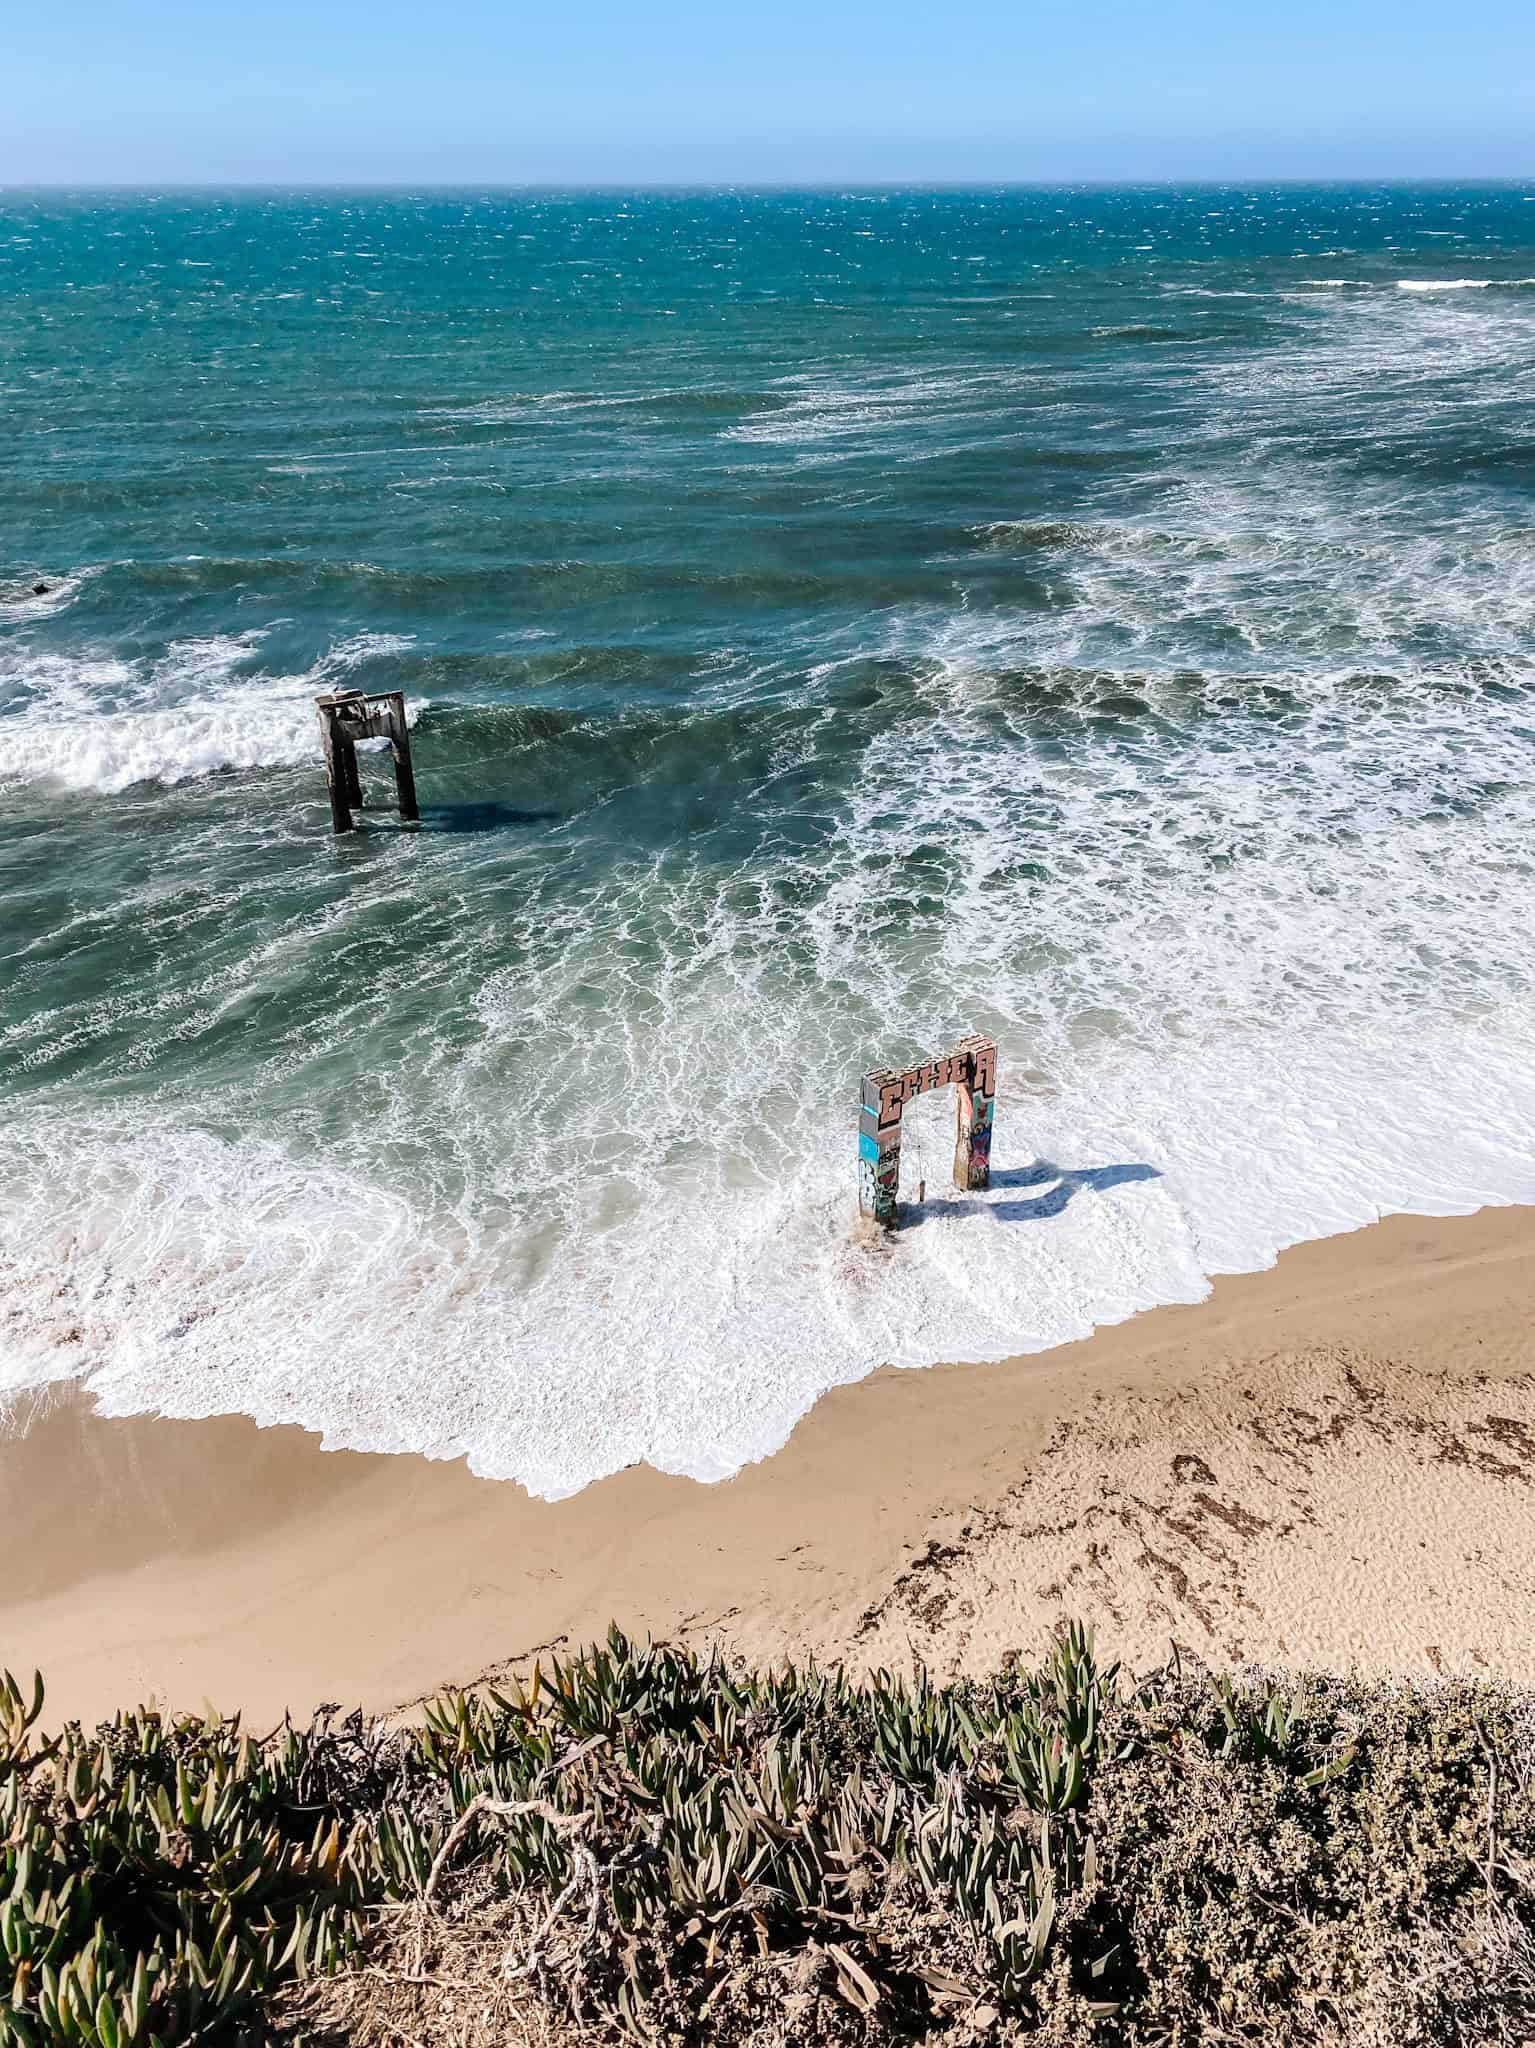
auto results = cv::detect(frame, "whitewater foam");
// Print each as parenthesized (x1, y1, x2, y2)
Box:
(1396, 277, 1535, 290)
(722, 368, 1023, 459)
(6, 1015, 1535, 1498)
(0, 633, 418, 793)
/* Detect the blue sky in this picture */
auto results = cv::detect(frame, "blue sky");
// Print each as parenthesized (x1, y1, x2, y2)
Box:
(5, 0, 1532, 183)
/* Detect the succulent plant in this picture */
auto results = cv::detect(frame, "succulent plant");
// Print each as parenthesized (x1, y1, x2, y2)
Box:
(9, 1624, 1529, 2047)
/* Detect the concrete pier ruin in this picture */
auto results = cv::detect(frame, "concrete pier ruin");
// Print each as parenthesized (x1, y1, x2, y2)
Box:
(858, 1033, 996, 1228)
(315, 689, 418, 835)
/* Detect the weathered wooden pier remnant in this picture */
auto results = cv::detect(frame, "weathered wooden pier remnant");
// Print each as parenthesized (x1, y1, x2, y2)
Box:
(315, 689, 418, 834)
(858, 1033, 996, 1228)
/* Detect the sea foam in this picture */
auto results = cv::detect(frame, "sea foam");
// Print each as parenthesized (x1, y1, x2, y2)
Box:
(0, 633, 417, 794)
(1396, 277, 1535, 291)
(5, 1016, 1535, 1499)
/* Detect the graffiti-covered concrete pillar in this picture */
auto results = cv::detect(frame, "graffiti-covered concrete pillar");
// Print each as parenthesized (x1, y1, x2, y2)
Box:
(858, 1066, 903, 1229)
(952, 1032, 996, 1192)
(857, 1034, 999, 1228)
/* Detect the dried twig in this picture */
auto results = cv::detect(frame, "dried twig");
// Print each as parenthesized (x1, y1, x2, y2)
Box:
(503, 1815, 665, 1982)
(503, 1844, 600, 1980)
(1488, 1747, 1501, 1903)
(1477, 1721, 1502, 1906)
(422, 1794, 590, 1905)
(358, 1964, 473, 1991)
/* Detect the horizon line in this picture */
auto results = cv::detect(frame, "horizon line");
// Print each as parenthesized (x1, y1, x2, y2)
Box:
(3, 173, 1533, 194)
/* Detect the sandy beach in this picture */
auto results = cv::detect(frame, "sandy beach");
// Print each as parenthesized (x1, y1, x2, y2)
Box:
(5, 1203, 1535, 1728)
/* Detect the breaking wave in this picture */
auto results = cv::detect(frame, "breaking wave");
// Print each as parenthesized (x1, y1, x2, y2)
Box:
(0, 633, 418, 793)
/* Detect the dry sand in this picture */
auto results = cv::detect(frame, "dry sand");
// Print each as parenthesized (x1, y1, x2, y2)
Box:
(4, 1205, 1535, 1727)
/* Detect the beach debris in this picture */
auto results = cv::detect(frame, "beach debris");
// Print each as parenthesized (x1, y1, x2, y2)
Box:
(859, 1033, 996, 1227)
(315, 688, 419, 834)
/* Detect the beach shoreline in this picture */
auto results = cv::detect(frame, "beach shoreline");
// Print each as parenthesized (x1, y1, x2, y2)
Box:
(5, 1201, 1535, 1729)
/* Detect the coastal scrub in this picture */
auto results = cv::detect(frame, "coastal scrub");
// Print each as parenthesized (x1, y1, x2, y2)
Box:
(3, 1631, 1533, 2045)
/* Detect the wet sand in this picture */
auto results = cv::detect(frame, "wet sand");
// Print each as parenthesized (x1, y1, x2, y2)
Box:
(4, 1205, 1534, 1727)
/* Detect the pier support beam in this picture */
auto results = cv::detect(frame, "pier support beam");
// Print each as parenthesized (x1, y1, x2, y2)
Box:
(386, 692, 419, 822)
(859, 1067, 903, 1229)
(318, 696, 356, 834)
(316, 689, 419, 834)
(952, 1032, 996, 1192)
(857, 1034, 998, 1228)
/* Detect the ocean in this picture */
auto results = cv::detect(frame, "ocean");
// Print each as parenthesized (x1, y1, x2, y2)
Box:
(3, 183, 1534, 1498)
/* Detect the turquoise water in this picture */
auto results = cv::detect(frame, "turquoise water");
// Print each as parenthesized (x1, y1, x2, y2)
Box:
(4, 185, 1535, 1494)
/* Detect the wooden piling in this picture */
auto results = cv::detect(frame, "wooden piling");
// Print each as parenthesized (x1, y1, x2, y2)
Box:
(339, 717, 363, 811)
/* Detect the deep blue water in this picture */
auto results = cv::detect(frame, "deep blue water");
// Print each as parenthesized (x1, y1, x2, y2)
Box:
(4, 186, 1535, 1494)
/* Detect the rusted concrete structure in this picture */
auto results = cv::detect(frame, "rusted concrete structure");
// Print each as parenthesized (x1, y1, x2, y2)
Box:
(316, 689, 418, 834)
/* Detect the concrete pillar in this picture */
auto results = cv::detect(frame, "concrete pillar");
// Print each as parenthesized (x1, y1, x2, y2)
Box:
(858, 1067, 902, 1228)
(317, 700, 354, 835)
(953, 1034, 997, 1191)
(385, 691, 419, 822)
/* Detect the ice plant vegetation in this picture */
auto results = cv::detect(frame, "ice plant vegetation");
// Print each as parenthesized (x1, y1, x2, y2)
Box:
(3, 1629, 1534, 2044)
